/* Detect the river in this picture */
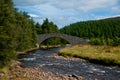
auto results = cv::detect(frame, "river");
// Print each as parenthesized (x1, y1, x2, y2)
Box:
(18, 47, 120, 80)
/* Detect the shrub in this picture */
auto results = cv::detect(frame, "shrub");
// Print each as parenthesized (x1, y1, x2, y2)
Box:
(0, 49, 16, 68)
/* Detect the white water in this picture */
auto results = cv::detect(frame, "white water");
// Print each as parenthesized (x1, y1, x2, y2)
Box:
(19, 48, 120, 80)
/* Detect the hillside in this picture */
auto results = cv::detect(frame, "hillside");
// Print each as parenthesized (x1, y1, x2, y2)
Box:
(103, 16, 120, 20)
(60, 16, 120, 46)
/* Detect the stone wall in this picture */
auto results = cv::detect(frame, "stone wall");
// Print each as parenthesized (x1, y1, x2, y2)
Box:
(37, 33, 88, 46)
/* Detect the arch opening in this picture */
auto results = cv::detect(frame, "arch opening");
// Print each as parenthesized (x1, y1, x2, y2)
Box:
(39, 37, 70, 48)
(37, 33, 88, 49)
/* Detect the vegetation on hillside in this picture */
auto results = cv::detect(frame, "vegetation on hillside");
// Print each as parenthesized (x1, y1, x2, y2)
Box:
(60, 19, 120, 46)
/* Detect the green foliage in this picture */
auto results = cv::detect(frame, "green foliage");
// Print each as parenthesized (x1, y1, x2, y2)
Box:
(112, 37, 120, 46)
(60, 19, 120, 46)
(0, 0, 37, 67)
(36, 18, 68, 46)
(35, 22, 42, 34)
(89, 38, 102, 45)
(41, 18, 59, 33)
(0, 49, 16, 68)
(89, 37, 120, 46)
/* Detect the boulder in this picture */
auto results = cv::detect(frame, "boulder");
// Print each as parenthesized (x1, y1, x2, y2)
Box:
(0, 73, 4, 77)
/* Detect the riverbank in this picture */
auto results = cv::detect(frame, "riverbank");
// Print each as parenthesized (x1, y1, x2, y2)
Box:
(59, 45, 120, 66)
(0, 59, 83, 80)
(17, 48, 39, 55)
(8, 61, 83, 80)
(0, 48, 39, 80)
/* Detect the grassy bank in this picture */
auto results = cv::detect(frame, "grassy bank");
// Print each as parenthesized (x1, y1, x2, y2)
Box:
(59, 45, 120, 66)
(0, 66, 9, 80)
(17, 48, 39, 55)
(0, 47, 38, 79)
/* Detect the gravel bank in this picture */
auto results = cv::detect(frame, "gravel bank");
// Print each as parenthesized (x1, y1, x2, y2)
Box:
(8, 61, 83, 80)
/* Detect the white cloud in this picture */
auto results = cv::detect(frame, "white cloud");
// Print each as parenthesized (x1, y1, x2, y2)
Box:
(13, 0, 120, 28)
(77, 0, 117, 11)
(32, 4, 61, 16)
(111, 7, 120, 13)
(28, 14, 39, 17)
(96, 14, 120, 20)
(14, 0, 119, 11)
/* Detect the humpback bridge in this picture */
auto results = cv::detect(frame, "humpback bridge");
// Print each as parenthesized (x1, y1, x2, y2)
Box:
(37, 33, 88, 46)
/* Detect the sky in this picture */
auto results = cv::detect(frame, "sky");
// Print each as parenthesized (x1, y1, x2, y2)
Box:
(13, 0, 120, 28)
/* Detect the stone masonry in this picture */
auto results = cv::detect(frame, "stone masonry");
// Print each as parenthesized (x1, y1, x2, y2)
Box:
(37, 33, 88, 47)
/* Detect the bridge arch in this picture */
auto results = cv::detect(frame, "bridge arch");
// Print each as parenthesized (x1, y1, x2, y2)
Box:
(37, 33, 88, 47)
(39, 36, 70, 45)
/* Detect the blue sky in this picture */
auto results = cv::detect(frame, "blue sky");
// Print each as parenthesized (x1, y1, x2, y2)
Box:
(13, 0, 120, 28)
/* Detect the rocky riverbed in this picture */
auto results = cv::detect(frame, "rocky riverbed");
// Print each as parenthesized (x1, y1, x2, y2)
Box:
(7, 47, 120, 80)
(18, 48, 120, 80)
(8, 61, 83, 80)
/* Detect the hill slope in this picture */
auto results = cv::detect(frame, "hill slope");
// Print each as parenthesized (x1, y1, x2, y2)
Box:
(60, 16, 120, 46)
(103, 16, 120, 20)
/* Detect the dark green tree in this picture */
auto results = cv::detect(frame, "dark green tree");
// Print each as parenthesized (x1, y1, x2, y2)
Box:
(35, 22, 42, 34)
(40, 18, 68, 46)
(0, 0, 37, 67)
(60, 19, 120, 46)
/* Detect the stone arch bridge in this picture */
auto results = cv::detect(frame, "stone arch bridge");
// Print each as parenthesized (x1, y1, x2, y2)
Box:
(37, 33, 88, 46)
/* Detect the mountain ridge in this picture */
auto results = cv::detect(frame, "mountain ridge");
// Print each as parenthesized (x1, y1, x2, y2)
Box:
(101, 16, 120, 20)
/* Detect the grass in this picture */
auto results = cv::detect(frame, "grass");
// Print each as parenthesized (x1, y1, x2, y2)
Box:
(0, 67, 30, 80)
(0, 66, 9, 80)
(59, 45, 120, 66)
(17, 47, 38, 55)
(0, 64, 30, 80)
(40, 45, 66, 49)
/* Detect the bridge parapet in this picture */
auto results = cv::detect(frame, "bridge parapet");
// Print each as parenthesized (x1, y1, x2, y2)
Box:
(37, 33, 88, 46)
